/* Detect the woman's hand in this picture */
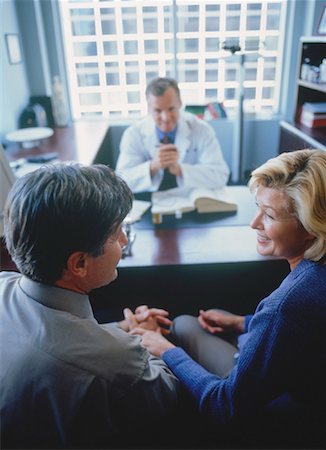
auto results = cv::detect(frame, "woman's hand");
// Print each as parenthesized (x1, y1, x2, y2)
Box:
(198, 309, 245, 334)
(119, 305, 172, 335)
(130, 328, 175, 357)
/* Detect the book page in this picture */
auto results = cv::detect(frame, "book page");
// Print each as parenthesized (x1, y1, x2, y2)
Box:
(151, 187, 195, 215)
(190, 187, 238, 213)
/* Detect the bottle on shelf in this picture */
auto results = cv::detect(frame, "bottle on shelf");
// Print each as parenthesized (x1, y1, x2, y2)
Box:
(319, 58, 326, 83)
(300, 57, 310, 80)
(306, 65, 320, 83)
(51, 76, 69, 127)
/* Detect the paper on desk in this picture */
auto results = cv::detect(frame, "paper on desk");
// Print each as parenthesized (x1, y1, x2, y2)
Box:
(13, 160, 61, 178)
(151, 188, 194, 215)
(126, 199, 151, 222)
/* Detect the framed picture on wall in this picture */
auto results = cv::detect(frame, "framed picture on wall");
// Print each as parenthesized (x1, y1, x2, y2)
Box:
(5, 33, 23, 64)
(316, 5, 326, 35)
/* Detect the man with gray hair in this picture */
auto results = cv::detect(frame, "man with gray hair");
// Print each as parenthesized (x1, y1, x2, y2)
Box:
(0, 163, 180, 449)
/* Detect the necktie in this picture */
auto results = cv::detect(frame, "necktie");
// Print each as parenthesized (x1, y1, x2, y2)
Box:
(158, 135, 178, 191)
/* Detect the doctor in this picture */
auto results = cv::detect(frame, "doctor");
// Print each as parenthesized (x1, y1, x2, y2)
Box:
(116, 77, 230, 193)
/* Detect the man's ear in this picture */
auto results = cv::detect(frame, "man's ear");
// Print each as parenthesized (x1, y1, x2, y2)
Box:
(66, 251, 88, 278)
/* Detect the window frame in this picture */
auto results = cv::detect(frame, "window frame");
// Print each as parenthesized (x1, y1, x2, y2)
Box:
(58, 0, 287, 121)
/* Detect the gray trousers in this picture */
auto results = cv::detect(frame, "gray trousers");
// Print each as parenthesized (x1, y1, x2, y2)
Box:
(171, 311, 239, 378)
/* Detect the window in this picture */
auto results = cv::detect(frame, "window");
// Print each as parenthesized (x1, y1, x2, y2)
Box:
(59, 0, 286, 120)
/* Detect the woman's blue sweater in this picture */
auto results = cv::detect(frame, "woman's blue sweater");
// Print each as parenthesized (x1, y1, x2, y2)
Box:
(163, 259, 326, 424)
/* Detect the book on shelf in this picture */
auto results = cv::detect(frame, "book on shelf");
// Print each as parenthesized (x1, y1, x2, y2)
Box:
(301, 102, 326, 114)
(301, 113, 326, 128)
(151, 186, 238, 216)
(184, 103, 227, 120)
(184, 105, 206, 119)
(206, 102, 227, 119)
(301, 102, 326, 128)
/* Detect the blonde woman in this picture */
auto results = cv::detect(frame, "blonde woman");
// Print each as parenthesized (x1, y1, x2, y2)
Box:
(130, 149, 326, 448)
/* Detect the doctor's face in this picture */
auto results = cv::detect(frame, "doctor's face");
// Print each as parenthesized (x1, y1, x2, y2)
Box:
(147, 87, 181, 133)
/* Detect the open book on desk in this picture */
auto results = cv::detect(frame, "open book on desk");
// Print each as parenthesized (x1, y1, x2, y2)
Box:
(151, 186, 238, 216)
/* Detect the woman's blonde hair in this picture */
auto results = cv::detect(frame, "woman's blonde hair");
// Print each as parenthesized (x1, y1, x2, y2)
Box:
(248, 149, 326, 264)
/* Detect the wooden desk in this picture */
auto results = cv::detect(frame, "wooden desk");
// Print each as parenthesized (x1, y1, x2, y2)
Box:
(4, 119, 109, 164)
(120, 225, 273, 268)
(116, 185, 274, 266)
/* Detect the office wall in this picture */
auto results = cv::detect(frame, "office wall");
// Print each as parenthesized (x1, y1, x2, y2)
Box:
(1, 0, 30, 141)
(211, 117, 281, 176)
(15, 0, 51, 96)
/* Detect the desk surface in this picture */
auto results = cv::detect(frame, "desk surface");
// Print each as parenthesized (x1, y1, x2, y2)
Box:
(120, 185, 272, 267)
(4, 119, 109, 165)
(119, 225, 279, 268)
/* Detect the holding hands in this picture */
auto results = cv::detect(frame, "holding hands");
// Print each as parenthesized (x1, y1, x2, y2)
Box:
(122, 304, 175, 357)
(120, 304, 172, 335)
(131, 329, 175, 358)
(198, 309, 245, 334)
(123, 307, 245, 359)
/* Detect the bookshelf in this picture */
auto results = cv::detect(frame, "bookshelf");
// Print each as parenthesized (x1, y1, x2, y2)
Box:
(279, 36, 326, 153)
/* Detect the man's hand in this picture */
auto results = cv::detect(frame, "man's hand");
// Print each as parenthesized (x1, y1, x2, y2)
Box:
(150, 144, 181, 177)
(119, 305, 172, 335)
(198, 309, 245, 335)
(130, 328, 175, 358)
(158, 143, 179, 167)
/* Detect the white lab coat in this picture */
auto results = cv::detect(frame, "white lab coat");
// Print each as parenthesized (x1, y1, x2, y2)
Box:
(116, 111, 230, 193)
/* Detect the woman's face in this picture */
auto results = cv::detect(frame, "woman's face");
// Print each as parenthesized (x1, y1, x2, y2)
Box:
(250, 186, 315, 269)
